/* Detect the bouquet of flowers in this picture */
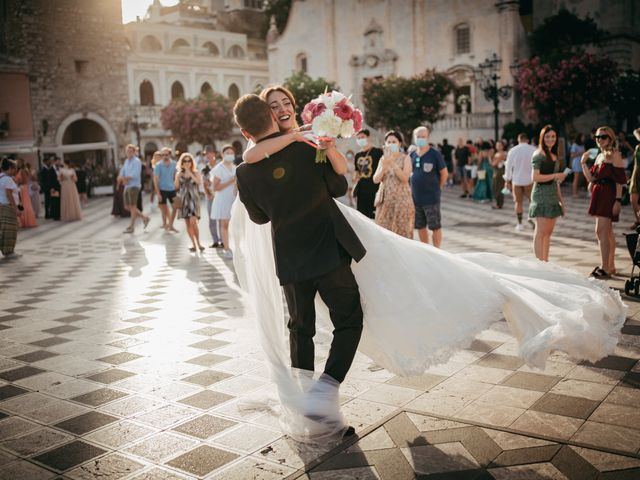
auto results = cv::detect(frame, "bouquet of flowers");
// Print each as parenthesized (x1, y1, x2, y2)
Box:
(301, 90, 363, 163)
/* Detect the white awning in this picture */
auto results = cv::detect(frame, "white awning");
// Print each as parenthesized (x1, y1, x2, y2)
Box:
(0, 140, 37, 154)
(41, 141, 114, 154)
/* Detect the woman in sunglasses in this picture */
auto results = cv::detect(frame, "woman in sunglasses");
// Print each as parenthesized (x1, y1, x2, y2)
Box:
(581, 126, 627, 279)
(175, 153, 205, 253)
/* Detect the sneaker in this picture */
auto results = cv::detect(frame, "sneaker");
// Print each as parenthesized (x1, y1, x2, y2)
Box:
(514, 224, 525, 232)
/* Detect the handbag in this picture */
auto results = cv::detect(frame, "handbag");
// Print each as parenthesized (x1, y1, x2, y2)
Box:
(173, 193, 182, 209)
(477, 169, 486, 180)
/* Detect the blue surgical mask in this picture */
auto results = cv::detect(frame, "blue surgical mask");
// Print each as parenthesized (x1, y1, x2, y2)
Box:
(386, 143, 399, 153)
(223, 154, 235, 163)
(415, 138, 428, 148)
(356, 138, 368, 148)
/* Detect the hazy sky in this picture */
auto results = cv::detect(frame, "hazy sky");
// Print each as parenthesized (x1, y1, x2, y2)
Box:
(121, 0, 179, 24)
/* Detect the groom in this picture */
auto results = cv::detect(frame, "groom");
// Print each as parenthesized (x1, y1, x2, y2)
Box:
(234, 94, 366, 385)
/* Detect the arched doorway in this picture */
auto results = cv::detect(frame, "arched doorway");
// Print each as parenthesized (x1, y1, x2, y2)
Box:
(51, 112, 118, 188)
(171, 81, 185, 100)
(200, 82, 213, 95)
(174, 142, 189, 157)
(228, 83, 240, 101)
(144, 141, 158, 161)
(140, 80, 155, 105)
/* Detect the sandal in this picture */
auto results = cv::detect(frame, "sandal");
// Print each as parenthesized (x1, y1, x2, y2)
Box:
(199, 246, 205, 252)
(591, 268, 611, 279)
(189, 247, 196, 252)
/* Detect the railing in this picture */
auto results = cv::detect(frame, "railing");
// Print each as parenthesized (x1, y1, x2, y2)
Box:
(432, 112, 513, 131)
(133, 105, 164, 128)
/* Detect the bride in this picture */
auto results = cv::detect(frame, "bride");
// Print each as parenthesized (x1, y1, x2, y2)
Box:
(229, 86, 626, 443)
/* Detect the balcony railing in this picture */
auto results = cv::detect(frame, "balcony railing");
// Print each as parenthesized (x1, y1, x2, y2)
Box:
(433, 112, 513, 131)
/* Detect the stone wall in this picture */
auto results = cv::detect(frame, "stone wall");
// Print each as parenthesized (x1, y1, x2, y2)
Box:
(1, 0, 129, 158)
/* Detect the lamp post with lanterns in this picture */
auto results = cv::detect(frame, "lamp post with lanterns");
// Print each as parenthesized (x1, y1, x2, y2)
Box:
(474, 53, 518, 142)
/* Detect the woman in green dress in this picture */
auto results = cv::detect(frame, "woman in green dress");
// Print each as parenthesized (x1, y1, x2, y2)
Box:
(472, 141, 493, 203)
(529, 125, 567, 261)
(629, 127, 640, 229)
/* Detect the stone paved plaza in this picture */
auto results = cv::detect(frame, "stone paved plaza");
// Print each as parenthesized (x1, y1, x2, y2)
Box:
(1, 189, 640, 479)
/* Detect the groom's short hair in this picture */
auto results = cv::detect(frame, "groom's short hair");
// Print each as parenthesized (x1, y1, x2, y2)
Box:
(234, 94, 273, 137)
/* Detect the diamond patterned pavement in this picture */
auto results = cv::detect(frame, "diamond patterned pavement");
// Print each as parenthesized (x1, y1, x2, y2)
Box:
(0, 188, 639, 479)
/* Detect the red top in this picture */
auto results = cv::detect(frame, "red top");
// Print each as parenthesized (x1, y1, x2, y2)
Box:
(588, 162, 627, 221)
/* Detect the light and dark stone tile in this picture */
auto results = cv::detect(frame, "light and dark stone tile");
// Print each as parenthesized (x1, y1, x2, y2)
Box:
(171, 414, 237, 439)
(71, 387, 129, 407)
(177, 390, 234, 410)
(33, 440, 107, 471)
(166, 445, 239, 477)
(54, 411, 119, 435)
(531, 393, 599, 420)
(500, 372, 561, 392)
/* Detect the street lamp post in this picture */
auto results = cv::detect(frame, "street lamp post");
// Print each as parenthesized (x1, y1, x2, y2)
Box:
(474, 53, 513, 142)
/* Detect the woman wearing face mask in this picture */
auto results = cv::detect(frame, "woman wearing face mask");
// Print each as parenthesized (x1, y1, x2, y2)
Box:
(211, 145, 238, 259)
(581, 126, 627, 278)
(372, 131, 414, 238)
(529, 125, 567, 262)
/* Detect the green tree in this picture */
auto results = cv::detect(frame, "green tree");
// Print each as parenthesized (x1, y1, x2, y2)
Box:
(529, 8, 607, 63)
(502, 119, 536, 143)
(282, 71, 339, 119)
(262, 0, 292, 38)
(160, 92, 234, 146)
(362, 70, 454, 142)
(610, 69, 640, 130)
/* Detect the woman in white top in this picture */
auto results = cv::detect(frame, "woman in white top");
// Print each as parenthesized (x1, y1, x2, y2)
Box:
(211, 144, 238, 259)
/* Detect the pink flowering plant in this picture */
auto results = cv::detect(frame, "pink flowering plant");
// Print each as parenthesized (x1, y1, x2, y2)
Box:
(301, 90, 363, 163)
(160, 92, 234, 146)
(515, 53, 618, 127)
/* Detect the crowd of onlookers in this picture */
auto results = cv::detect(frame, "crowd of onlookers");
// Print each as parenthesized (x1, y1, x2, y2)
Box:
(0, 155, 89, 258)
(341, 124, 640, 279)
(110, 143, 239, 259)
(3, 123, 639, 279)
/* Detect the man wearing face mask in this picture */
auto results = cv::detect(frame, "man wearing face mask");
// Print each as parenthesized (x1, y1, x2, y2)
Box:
(353, 129, 382, 218)
(410, 126, 448, 247)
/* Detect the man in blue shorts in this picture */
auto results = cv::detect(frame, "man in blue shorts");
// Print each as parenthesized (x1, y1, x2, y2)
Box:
(410, 126, 448, 247)
(153, 147, 178, 232)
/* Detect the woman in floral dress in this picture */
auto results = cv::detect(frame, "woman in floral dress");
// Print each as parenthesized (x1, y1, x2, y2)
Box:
(372, 131, 414, 238)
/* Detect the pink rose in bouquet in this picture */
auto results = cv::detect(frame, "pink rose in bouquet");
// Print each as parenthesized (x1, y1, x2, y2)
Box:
(301, 90, 364, 163)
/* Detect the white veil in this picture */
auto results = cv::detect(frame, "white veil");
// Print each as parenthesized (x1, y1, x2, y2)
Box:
(229, 199, 626, 442)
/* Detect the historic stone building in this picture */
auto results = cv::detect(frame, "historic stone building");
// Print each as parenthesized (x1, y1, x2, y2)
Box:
(267, 0, 639, 143)
(125, 0, 270, 156)
(0, 0, 129, 178)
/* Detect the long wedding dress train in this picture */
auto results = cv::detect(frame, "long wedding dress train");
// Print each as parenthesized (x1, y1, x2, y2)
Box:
(229, 199, 625, 442)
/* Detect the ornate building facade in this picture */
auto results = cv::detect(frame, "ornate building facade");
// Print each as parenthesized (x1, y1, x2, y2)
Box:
(0, 0, 129, 176)
(125, 0, 270, 156)
(267, 0, 526, 143)
(267, 0, 639, 143)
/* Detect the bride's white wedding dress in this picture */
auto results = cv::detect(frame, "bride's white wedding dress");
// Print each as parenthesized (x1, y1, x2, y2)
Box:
(229, 199, 625, 442)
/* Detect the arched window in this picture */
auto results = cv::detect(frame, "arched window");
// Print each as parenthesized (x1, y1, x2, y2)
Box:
(455, 24, 470, 55)
(202, 41, 219, 56)
(296, 53, 308, 73)
(227, 45, 245, 59)
(200, 82, 213, 95)
(171, 81, 185, 100)
(228, 83, 240, 101)
(171, 38, 190, 53)
(140, 35, 162, 52)
(139, 79, 155, 106)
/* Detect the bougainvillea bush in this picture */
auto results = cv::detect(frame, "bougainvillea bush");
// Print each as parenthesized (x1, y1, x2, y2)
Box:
(160, 92, 234, 146)
(515, 53, 618, 127)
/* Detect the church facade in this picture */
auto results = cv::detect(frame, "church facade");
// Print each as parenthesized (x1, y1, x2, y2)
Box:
(267, 0, 639, 144)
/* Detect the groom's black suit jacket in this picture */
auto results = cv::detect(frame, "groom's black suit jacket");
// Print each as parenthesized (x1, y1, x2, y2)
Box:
(236, 132, 366, 285)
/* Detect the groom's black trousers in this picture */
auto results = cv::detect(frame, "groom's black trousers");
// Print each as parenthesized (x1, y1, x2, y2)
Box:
(283, 261, 363, 383)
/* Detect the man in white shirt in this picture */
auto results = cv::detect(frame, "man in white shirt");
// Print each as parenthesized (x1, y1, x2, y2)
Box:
(119, 144, 150, 234)
(0, 158, 21, 258)
(504, 133, 536, 231)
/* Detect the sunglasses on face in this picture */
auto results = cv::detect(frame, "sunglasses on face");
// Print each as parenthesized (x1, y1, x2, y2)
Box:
(595, 135, 610, 140)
